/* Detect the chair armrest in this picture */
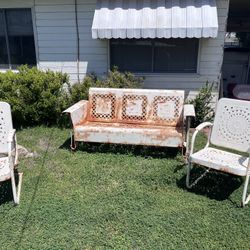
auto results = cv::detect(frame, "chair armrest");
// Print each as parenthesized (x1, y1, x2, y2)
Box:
(184, 104, 196, 118)
(195, 122, 213, 132)
(7, 129, 18, 167)
(7, 129, 16, 143)
(189, 122, 213, 156)
(183, 104, 195, 156)
(247, 154, 250, 175)
(63, 100, 89, 126)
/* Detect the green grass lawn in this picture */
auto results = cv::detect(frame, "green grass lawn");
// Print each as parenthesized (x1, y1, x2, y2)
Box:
(0, 127, 249, 249)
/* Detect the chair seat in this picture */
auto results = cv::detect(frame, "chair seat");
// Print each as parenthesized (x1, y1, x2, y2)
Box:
(74, 122, 183, 147)
(0, 157, 11, 181)
(190, 147, 249, 176)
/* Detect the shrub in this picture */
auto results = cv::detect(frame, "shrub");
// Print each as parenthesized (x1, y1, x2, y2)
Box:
(0, 65, 70, 127)
(69, 74, 101, 103)
(188, 82, 215, 127)
(0, 66, 143, 127)
(69, 67, 144, 104)
(103, 67, 144, 89)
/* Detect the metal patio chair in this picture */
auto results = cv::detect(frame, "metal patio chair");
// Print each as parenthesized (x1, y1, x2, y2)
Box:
(186, 98, 250, 207)
(0, 102, 22, 205)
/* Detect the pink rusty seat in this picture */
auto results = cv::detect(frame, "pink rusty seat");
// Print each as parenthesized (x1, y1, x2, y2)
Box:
(64, 88, 195, 150)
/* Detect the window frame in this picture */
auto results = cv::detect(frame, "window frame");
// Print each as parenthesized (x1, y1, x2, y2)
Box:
(0, 8, 37, 70)
(109, 38, 201, 75)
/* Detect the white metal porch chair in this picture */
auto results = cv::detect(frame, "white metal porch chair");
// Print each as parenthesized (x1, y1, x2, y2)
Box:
(186, 98, 250, 207)
(0, 102, 22, 205)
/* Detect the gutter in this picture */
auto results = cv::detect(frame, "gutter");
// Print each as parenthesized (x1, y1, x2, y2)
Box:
(74, 0, 80, 83)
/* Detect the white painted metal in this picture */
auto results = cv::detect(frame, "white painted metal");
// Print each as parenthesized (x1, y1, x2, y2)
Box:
(0, 102, 22, 205)
(184, 104, 196, 118)
(201, 0, 219, 38)
(0, 157, 11, 180)
(63, 100, 89, 126)
(190, 147, 249, 176)
(186, 98, 250, 207)
(64, 88, 195, 149)
(210, 98, 250, 153)
(184, 104, 196, 153)
(91, 0, 219, 39)
(0, 102, 13, 154)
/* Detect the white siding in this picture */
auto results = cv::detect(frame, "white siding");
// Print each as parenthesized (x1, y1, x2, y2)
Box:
(0, 0, 229, 98)
(34, 0, 108, 82)
(142, 0, 229, 99)
(0, 1, 33, 8)
(0, 0, 107, 82)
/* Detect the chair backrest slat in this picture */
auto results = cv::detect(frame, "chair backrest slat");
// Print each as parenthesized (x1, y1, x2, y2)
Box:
(88, 88, 184, 127)
(210, 98, 250, 153)
(0, 102, 13, 154)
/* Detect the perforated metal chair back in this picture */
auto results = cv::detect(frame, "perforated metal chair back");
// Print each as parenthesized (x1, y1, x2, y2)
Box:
(210, 98, 250, 153)
(0, 102, 13, 154)
(88, 88, 184, 127)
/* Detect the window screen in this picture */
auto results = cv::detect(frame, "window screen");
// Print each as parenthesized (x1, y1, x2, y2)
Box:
(0, 9, 36, 69)
(110, 38, 199, 73)
(0, 10, 8, 67)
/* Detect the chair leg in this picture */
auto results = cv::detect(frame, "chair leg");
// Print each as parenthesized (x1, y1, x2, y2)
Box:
(10, 170, 18, 205)
(17, 172, 23, 204)
(70, 131, 78, 151)
(242, 175, 250, 207)
(186, 162, 192, 188)
(10, 171, 23, 205)
(186, 162, 210, 189)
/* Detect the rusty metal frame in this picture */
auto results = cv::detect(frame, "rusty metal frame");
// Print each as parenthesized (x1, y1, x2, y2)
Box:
(63, 88, 195, 153)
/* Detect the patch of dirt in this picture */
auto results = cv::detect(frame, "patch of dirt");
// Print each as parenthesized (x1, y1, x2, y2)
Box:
(18, 145, 39, 158)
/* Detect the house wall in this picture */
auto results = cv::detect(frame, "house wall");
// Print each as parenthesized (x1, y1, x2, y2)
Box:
(35, 0, 108, 83)
(0, 0, 230, 99)
(142, 0, 229, 99)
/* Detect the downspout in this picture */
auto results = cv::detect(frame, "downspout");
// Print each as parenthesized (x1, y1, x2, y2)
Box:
(245, 54, 250, 84)
(74, 0, 80, 83)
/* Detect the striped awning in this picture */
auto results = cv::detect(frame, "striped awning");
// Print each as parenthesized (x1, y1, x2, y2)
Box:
(91, 0, 219, 39)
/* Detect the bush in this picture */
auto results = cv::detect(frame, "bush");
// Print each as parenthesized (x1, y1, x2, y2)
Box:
(69, 74, 101, 103)
(69, 67, 143, 104)
(103, 67, 144, 89)
(0, 65, 70, 127)
(0, 66, 143, 128)
(188, 82, 215, 127)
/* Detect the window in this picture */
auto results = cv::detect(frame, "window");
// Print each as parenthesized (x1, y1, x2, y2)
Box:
(0, 9, 36, 69)
(110, 38, 199, 73)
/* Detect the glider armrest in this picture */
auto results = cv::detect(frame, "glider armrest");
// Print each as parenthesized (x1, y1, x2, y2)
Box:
(63, 100, 89, 126)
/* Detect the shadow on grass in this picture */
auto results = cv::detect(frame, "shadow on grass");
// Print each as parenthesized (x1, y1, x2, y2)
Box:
(16, 129, 54, 250)
(0, 180, 13, 205)
(60, 138, 181, 159)
(177, 166, 243, 202)
(0, 170, 22, 205)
